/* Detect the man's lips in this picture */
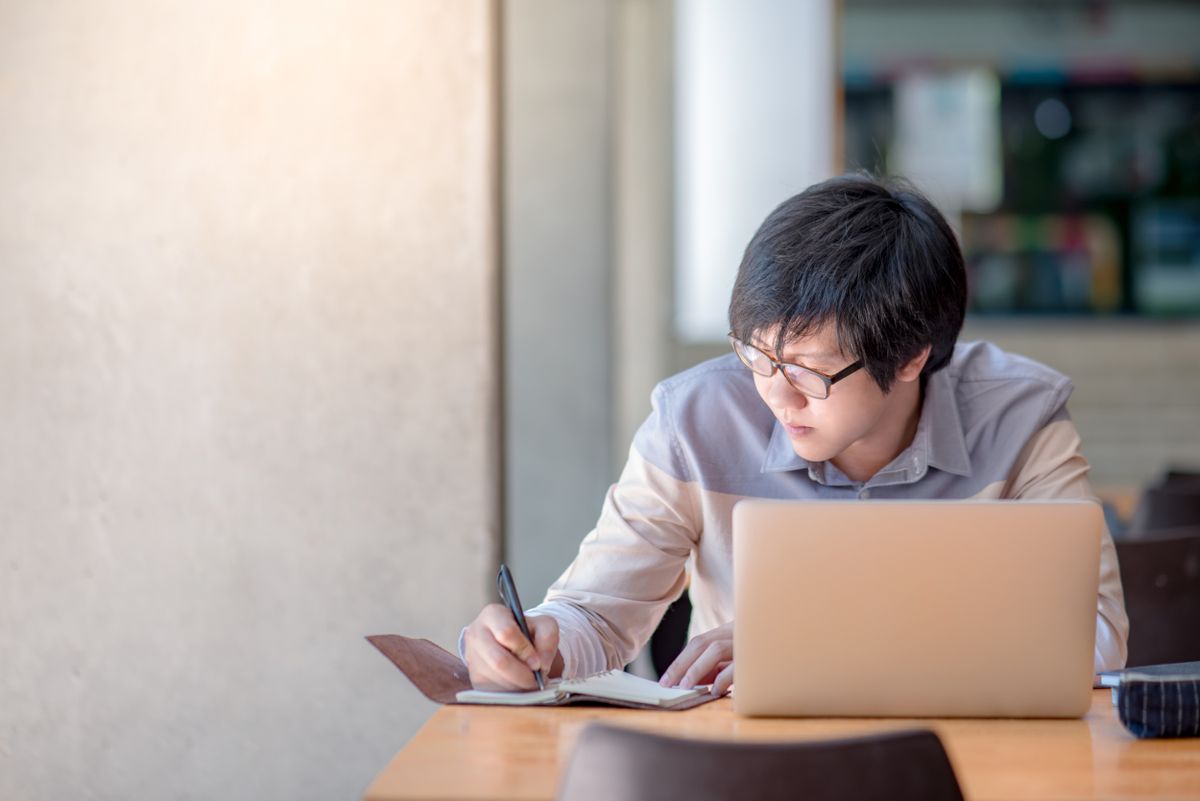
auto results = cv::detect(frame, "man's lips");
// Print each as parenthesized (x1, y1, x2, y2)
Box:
(783, 422, 813, 436)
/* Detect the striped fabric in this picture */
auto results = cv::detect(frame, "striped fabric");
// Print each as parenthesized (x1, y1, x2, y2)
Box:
(1119, 679, 1200, 738)
(518, 341, 1129, 679)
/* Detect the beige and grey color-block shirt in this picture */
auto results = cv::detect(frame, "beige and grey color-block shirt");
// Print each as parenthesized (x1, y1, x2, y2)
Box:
(525, 341, 1128, 679)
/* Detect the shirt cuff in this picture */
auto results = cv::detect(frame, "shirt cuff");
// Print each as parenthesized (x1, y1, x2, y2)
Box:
(457, 626, 469, 665)
(527, 600, 611, 679)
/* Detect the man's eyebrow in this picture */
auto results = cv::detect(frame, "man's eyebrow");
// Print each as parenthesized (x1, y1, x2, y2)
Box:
(785, 351, 839, 364)
(750, 338, 839, 363)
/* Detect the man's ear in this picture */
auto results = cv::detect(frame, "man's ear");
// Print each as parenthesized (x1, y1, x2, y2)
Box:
(896, 345, 932, 383)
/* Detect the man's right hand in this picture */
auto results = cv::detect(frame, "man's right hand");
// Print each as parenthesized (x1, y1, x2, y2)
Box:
(463, 604, 562, 691)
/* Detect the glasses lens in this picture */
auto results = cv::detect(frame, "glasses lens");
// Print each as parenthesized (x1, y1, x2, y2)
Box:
(731, 338, 774, 377)
(782, 365, 830, 399)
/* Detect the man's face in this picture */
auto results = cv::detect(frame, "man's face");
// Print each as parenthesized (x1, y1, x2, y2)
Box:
(749, 322, 896, 464)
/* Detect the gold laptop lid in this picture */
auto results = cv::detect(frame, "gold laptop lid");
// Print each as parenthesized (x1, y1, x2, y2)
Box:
(733, 500, 1101, 718)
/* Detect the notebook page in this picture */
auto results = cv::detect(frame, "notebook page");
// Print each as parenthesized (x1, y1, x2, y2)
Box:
(455, 685, 564, 705)
(560, 670, 706, 706)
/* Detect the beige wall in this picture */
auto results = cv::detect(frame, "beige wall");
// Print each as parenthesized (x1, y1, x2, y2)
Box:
(0, 2, 498, 800)
(613, 0, 675, 462)
(504, 0, 615, 604)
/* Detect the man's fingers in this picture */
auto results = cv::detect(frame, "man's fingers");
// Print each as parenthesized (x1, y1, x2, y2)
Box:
(528, 615, 559, 647)
(712, 662, 735, 697)
(660, 623, 735, 687)
(528, 615, 559, 672)
(662, 637, 715, 690)
(489, 618, 541, 671)
(659, 638, 704, 687)
(469, 634, 540, 690)
(680, 641, 731, 689)
(466, 606, 541, 686)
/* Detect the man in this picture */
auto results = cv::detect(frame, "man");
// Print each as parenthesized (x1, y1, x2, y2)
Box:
(462, 174, 1128, 696)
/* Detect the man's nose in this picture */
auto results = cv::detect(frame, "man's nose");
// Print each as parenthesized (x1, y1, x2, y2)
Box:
(767, 370, 808, 408)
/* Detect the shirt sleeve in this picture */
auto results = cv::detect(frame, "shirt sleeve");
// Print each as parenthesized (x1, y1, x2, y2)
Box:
(1002, 406, 1129, 673)
(525, 384, 701, 679)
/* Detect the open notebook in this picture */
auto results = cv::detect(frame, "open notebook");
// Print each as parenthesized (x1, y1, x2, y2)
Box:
(365, 634, 718, 711)
(457, 668, 709, 708)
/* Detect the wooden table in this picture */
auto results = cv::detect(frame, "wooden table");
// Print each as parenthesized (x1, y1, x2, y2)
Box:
(366, 690, 1200, 801)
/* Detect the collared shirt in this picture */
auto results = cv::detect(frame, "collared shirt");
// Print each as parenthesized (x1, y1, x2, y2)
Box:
(523, 341, 1129, 678)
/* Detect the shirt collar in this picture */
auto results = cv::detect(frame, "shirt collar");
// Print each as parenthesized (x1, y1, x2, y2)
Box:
(761, 419, 811, 475)
(759, 367, 972, 482)
(921, 367, 972, 477)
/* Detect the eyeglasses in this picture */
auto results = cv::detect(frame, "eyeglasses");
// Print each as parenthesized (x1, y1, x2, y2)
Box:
(728, 333, 864, 399)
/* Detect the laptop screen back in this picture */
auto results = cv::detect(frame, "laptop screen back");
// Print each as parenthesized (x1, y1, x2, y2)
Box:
(733, 500, 1101, 718)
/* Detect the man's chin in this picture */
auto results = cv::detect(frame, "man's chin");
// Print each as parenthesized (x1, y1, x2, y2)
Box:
(789, 439, 838, 463)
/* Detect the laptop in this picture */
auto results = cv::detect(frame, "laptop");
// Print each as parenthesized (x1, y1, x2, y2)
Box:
(733, 499, 1102, 718)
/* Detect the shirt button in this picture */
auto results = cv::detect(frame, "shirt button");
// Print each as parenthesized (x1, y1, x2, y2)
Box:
(859, 489, 871, 499)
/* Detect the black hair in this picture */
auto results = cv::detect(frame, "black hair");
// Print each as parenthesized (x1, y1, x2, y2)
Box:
(727, 174, 967, 393)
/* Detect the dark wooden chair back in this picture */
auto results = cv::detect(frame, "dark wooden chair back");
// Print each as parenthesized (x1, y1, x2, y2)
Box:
(1130, 485, 1200, 534)
(1162, 468, 1200, 490)
(557, 723, 964, 801)
(1115, 530, 1200, 667)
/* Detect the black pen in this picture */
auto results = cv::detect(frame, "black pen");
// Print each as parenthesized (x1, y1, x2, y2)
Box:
(496, 563, 545, 690)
